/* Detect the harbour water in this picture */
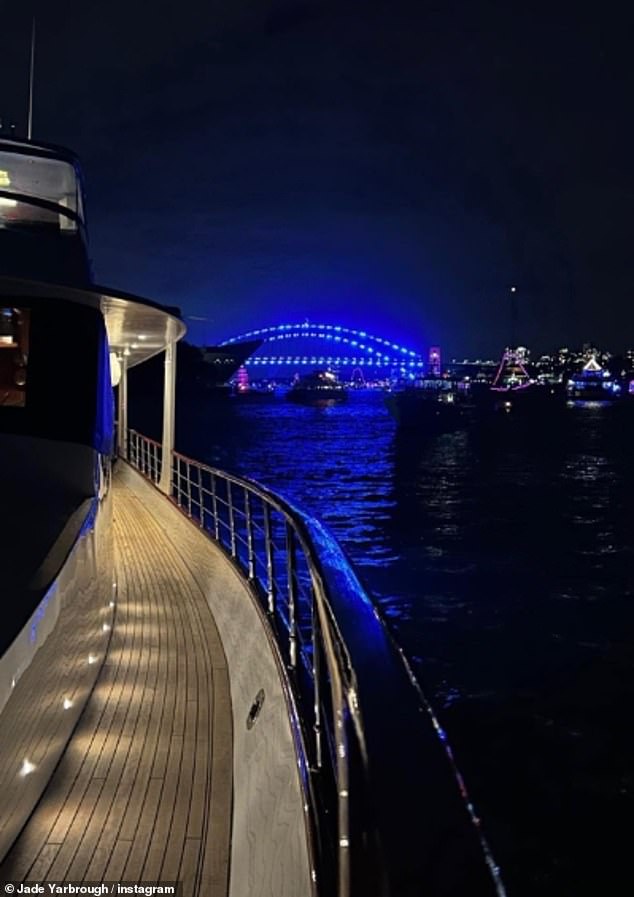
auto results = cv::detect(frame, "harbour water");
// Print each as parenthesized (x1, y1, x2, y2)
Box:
(142, 390, 634, 895)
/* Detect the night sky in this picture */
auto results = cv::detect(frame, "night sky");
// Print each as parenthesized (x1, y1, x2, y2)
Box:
(1, 2, 633, 357)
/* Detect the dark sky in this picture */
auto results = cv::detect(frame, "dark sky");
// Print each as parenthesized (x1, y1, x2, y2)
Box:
(1, 1, 633, 357)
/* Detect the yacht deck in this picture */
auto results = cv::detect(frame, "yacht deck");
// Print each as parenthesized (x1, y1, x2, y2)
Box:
(0, 470, 233, 895)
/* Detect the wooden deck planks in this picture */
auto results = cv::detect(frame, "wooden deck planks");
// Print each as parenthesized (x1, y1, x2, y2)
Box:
(0, 472, 232, 894)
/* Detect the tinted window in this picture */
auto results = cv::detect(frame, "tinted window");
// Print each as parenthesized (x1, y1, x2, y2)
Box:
(0, 307, 29, 407)
(0, 298, 112, 451)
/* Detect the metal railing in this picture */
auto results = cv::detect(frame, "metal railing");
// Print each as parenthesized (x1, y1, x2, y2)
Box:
(125, 429, 505, 897)
(127, 429, 162, 485)
(128, 429, 356, 892)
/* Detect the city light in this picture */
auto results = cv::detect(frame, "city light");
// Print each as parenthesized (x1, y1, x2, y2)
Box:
(248, 355, 425, 368)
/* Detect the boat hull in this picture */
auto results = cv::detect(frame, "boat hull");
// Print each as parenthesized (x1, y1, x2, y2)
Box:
(385, 391, 468, 429)
(286, 387, 347, 404)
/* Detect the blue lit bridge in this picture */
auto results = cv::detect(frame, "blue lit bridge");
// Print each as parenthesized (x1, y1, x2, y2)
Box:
(219, 322, 426, 370)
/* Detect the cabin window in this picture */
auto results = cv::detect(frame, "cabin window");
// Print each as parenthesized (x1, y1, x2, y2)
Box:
(0, 308, 29, 407)
(0, 152, 82, 232)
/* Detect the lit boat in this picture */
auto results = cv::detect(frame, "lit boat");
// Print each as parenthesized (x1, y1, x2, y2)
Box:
(566, 355, 622, 401)
(287, 369, 347, 403)
(0, 138, 505, 895)
(488, 347, 562, 412)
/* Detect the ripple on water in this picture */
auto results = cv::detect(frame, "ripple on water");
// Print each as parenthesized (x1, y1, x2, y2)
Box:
(182, 393, 634, 897)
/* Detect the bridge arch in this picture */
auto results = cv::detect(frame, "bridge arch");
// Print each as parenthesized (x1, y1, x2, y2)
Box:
(219, 322, 425, 369)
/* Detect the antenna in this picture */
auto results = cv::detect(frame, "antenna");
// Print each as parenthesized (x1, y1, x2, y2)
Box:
(509, 285, 517, 348)
(27, 17, 36, 140)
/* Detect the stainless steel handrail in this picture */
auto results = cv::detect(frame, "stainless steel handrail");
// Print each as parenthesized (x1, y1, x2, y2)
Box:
(124, 428, 506, 897)
(127, 428, 354, 894)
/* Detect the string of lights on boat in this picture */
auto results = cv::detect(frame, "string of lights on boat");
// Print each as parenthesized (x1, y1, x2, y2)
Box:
(220, 322, 425, 368)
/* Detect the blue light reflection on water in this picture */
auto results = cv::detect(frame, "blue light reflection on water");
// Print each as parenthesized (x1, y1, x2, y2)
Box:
(175, 392, 634, 897)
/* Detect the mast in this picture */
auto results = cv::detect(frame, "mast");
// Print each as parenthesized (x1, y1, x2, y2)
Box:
(509, 285, 517, 348)
(27, 17, 36, 140)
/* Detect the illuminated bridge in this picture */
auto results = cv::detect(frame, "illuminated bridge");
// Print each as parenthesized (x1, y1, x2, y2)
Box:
(219, 322, 425, 370)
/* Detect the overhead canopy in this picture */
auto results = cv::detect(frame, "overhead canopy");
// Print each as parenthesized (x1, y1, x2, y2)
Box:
(101, 290, 185, 368)
(0, 277, 186, 369)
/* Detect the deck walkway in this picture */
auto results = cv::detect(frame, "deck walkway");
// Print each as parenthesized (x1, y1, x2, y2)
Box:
(0, 470, 233, 895)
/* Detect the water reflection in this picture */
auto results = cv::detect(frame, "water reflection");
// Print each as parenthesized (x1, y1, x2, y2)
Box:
(171, 391, 634, 896)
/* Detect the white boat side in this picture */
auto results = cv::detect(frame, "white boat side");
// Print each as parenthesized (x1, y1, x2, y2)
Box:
(0, 138, 506, 896)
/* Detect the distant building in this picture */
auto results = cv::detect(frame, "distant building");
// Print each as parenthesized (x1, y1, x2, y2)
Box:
(428, 346, 441, 376)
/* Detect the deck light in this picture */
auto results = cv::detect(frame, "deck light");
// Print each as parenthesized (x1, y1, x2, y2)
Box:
(109, 352, 122, 387)
(88, 654, 97, 664)
(63, 698, 73, 710)
(20, 758, 36, 777)
(102, 623, 111, 633)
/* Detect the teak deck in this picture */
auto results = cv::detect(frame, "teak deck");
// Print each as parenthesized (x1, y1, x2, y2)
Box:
(0, 472, 233, 895)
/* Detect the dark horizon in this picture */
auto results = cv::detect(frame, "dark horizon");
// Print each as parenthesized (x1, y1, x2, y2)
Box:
(2, 2, 633, 358)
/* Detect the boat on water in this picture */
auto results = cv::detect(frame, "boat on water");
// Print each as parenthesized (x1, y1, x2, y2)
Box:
(287, 368, 347, 404)
(566, 355, 622, 401)
(0, 137, 505, 896)
(385, 376, 470, 430)
(488, 347, 563, 412)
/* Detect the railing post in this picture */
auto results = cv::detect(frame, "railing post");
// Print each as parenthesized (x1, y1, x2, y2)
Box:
(186, 460, 193, 516)
(311, 588, 322, 770)
(211, 473, 219, 540)
(176, 456, 182, 508)
(227, 481, 236, 557)
(286, 521, 297, 669)
(245, 490, 255, 580)
(197, 465, 204, 527)
(263, 501, 275, 614)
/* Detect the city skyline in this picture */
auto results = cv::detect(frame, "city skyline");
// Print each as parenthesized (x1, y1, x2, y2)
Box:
(2, 2, 633, 358)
